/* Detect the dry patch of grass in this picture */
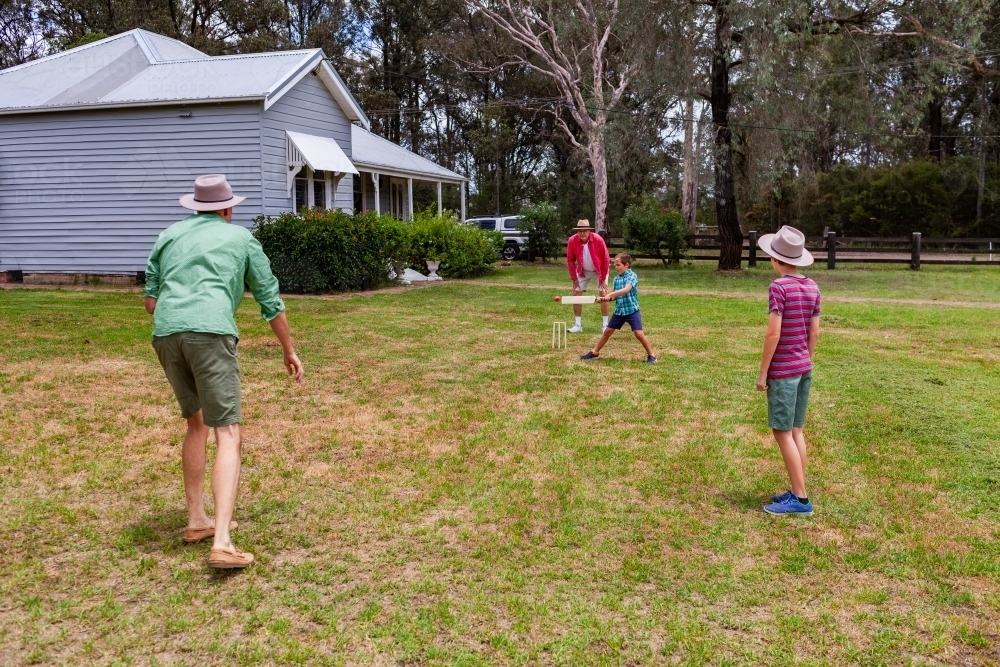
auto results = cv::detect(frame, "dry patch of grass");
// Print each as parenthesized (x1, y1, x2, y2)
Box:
(1, 278, 1000, 665)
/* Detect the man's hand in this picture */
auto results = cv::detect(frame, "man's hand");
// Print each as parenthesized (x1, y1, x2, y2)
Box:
(268, 312, 304, 383)
(284, 350, 304, 384)
(598, 283, 609, 296)
(756, 372, 768, 392)
(144, 296, 157, 314)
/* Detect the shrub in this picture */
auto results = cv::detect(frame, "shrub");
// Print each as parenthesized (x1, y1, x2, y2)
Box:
(518, 201, 566, 262)
(407, 209, 502, 278)
(253, 209, 407, 293)
(622, 199, 687, 265)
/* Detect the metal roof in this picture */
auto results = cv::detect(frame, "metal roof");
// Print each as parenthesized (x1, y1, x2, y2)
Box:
(351, 125, 467, 182)
(0, 29, 370, 128)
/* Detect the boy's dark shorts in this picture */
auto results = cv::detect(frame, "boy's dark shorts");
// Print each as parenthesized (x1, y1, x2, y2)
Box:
(766, 371, 812, 431)
(606, 310, 642, 331)
(152, 332, 241, 427)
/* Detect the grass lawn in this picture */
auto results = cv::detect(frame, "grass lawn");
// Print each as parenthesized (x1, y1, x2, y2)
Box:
(485, 259, 1000, 304)
(2, 263, 999, 665)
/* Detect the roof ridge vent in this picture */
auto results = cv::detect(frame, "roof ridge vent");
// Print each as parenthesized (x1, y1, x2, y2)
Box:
(131, 29, 162, 64)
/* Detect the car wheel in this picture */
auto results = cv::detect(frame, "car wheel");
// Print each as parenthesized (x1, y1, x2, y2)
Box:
(502, 244, 519, 260)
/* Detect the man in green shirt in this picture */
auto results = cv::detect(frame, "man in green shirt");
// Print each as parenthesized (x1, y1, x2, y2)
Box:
(145, 174, 304, 569)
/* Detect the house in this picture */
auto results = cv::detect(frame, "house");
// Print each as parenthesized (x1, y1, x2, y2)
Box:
(0, 29, 467, 277)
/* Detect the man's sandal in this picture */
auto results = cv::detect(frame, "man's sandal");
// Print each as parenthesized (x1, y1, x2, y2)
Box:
(208, 545, 255, 569)
(182, 521, 238, 544)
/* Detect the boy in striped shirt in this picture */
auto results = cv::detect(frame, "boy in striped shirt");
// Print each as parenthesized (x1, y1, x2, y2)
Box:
(756, 226, 821, 516)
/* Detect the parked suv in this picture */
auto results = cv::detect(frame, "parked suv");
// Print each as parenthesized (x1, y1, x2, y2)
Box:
(467, 215, 526, 260)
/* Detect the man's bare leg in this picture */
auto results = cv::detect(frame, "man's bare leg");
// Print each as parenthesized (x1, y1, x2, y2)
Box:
(600, 300, 609, 319)
(573, 284, 584, 320)
(211, 424, 242, 549)
(773, 429, 807, 498)
(182, 411, 212, 529)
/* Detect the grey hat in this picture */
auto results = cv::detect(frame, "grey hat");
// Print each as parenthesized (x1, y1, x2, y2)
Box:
(179, 174, 246, 211)
(758, 225, 814, 267)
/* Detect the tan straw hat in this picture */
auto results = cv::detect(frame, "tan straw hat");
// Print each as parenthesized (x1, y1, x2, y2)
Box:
(179, 174, 246, 211)
(757, 225, 814, 267)
(574, 219, 593, 230)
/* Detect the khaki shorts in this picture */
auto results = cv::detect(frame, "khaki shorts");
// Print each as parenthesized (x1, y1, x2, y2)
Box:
(152, 332, 241, 427)
(575, 271, 602, 292)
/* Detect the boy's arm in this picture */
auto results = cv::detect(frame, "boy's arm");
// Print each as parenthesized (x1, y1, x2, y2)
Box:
(597, 283, 632, 302)
(756, 311, 782, 391)
(808, 316, 820, 358)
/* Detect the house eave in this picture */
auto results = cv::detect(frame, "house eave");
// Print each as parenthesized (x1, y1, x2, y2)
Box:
(352, 162, 467, 184)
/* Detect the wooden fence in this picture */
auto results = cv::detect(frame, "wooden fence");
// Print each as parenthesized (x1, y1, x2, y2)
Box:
(608, 232, 1000, 269)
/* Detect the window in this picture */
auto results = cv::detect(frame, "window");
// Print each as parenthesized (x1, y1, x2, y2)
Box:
(503, 218, 520, 230)
(477, 219, 496, 230)
(353, 174, 362, 212)
(294, 172, 308, 211)
(313, 170, 327, 209)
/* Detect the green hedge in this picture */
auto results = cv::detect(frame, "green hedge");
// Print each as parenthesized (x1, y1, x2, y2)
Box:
(252, 208, 500, 293)
(252, 209, 408, 293)
(405, 210, 502, 278)
(518, 201, 567, 262)
(623, 198, 687, 265)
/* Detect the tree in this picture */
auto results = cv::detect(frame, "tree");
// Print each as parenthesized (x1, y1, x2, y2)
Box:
(1, 0, 46, 68)
(464, 0, 664, 234)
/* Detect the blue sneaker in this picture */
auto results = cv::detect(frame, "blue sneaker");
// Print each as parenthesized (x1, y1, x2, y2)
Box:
(645, 355, 657, 364)
(770, 489, 795, 503)
(580, 351, 599, 360)
(763, 495, 813, 516)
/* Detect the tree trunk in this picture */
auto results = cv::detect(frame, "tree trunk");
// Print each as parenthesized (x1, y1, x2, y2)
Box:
(977, 81, 988, 225)
(928, 98, 944, 161)
(590, 132, 609, 234)
(710, 1, 742, 271)
(682, 97, 698, 232)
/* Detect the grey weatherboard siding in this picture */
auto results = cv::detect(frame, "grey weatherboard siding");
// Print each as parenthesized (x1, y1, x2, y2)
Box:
(0, 103, 263, 273)
(0, 74, 355, 273)
(261, 71, 353, 214)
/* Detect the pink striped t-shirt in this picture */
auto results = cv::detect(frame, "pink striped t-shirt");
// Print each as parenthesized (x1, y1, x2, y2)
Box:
(767, 276, 821, 379)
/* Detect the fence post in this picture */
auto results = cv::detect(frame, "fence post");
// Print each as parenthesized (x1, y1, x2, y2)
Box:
(911, 232, 921, 270)
(748, 231, 757, 267)
(827, 231, 836, 270)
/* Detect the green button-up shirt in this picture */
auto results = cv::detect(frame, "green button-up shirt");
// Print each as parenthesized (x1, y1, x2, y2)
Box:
(144, 213, 285, 338)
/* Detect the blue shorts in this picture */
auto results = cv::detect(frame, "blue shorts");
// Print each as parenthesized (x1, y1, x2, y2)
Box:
(607, 310, 642, 331)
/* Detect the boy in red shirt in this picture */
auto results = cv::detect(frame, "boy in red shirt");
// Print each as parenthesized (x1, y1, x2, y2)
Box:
(756, 226, 821, 516)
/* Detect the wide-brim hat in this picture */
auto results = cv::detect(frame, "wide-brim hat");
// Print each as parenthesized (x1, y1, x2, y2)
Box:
(758, 225, 814, 267)
(574, 219, 593, 231)
(179, 174, 246, 211)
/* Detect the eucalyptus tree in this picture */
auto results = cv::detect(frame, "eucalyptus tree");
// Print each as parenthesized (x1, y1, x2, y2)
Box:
(688, 0, 997, 269)
(463, 0, 675, 234)
(0, 0, 45, 67)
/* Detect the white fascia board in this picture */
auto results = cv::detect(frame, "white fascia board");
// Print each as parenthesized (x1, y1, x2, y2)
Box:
(353, 162, 468, 184)
(0, 96, 265, 116)
(316, 60, 370, 130)
(263, 51, 323, 111)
